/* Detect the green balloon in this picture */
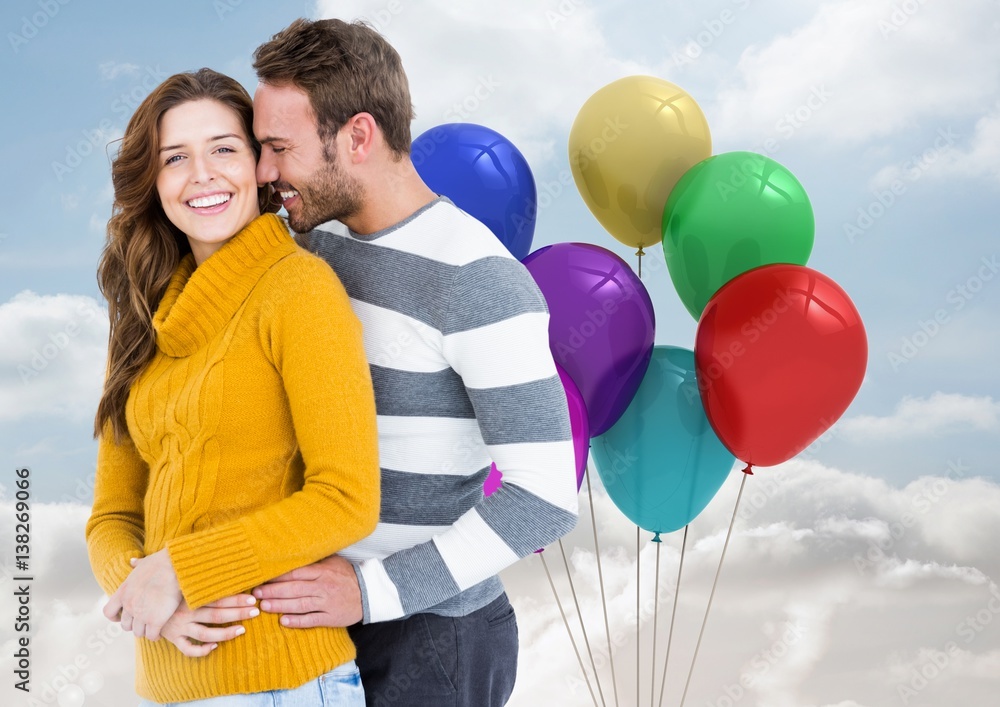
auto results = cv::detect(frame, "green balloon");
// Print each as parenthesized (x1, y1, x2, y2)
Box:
(661, 151, 814, 320)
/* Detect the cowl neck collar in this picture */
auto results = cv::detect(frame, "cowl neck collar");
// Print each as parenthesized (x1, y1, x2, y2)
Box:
(153, 213, 294, 358)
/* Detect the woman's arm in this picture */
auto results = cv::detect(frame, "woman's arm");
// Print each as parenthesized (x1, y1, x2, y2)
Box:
(85, 421, 148, 596)
(86, 423, 181, 640)
(87, 422, 184, 640)
(87, 429, 257, 648)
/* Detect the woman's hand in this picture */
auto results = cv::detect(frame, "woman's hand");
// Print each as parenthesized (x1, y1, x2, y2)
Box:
(103, 548, 183, 641)
(161, 595, 259, 657)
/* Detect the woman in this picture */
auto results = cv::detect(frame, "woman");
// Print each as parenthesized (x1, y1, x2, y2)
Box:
(86, 68, 380, 705)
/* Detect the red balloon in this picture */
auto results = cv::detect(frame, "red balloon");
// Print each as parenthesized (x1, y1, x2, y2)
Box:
(695, 264, 867, 468)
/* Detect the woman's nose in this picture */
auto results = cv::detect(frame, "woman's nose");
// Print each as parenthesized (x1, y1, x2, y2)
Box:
(189, 154, 215, 183)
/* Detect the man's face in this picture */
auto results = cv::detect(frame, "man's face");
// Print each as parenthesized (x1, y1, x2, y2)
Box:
(253, 82, 362, 233)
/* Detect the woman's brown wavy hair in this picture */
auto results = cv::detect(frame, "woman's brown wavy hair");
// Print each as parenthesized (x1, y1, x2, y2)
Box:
(94, 68, 276, 442)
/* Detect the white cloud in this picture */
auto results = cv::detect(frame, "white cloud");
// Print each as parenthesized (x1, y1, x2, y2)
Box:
(0, 291, 108, 423)
(98, 61, 140, 81)
(1, 460, 999, 705)
(314, 0, 650, 165)
(504, 458, 1000, 705)
(948, 648, 1000, 679)
(872, 558, 989, 591)
(934, 102, 1000, 185)
(713, 0, 1000, 146)
(836, 392, 1000, 440)
(886, 645, 1000, 694)
(0, 498, 133, 706)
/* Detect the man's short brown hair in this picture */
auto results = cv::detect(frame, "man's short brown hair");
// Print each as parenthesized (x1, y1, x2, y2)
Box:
(253, 18, 415, 156)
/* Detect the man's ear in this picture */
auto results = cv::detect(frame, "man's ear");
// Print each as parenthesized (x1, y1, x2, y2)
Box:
(343, 112, 377, 162)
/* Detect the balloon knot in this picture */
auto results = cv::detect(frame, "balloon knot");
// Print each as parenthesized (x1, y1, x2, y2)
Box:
(652, 532, 662, 543)
(636, 246, 645, 256)
(741, 463, 754, 475)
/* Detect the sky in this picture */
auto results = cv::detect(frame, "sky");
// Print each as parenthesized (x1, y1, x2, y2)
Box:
(1, 0, 998, 705)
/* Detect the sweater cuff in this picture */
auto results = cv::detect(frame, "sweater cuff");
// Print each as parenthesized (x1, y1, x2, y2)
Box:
(167, 522, 261, 608)
(99, 551, 143, 597)
(355, 557, 406, 623)
(352, 562, 372, 625)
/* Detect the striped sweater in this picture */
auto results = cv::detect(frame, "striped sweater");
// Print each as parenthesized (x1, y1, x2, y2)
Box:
(302, 197, 579, 623)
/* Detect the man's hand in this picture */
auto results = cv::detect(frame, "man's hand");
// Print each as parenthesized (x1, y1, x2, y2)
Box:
(103, 548, 183, 641)
(253, 555, 363, 628)
(161, 595, 259, 657)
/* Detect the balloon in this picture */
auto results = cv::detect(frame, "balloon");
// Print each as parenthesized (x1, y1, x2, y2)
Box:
(523, 243, 655, 436)
(695, 264, 867, 468)
(662, 152, 814, 320)
(484, 365, 590, 497)
(591, 346, 736, 534)
(412, 123, 536, 259)
(569, 75, 711, 250)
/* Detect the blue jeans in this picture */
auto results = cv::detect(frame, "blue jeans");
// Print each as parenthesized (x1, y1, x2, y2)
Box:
(348, 593, 519, 707)
(137, 660, 364, 706)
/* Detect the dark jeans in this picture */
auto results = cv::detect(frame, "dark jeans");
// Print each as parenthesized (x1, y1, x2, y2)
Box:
(348, 593, 519, 707)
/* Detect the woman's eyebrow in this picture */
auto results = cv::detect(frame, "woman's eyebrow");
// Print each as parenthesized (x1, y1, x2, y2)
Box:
(159, 133, 245, 151)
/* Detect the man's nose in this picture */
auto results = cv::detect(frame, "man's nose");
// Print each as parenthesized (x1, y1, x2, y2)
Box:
(256, 151, 278, 185)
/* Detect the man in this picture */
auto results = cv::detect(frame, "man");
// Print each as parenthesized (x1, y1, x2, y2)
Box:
(248, 18, 579, 706)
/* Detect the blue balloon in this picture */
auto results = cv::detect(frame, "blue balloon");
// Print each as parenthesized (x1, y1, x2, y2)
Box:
(591, 346, 735, 534)
(412, 123, 536, 260)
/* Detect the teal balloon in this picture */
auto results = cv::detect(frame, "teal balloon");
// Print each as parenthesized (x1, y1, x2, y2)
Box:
(591, 346, 735, 533)
(662, 151, 814, 320)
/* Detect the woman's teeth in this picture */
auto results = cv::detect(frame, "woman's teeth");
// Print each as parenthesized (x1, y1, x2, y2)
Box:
(187, 193, 232, 208)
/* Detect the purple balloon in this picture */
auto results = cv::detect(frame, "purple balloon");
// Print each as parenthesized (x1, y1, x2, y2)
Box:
(523, 243, 655, 436)
(484, 364, 590, 497)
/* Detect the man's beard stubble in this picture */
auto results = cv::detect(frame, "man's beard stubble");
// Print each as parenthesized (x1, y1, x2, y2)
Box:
(283, 150, 365, 234)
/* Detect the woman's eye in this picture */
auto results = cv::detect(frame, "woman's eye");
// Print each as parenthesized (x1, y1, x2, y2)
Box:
(165, 154, 182, 165)
(217, 146, 235, 154)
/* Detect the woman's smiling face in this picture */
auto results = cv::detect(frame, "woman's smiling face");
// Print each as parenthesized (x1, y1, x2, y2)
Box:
(156, 99, 261, 265)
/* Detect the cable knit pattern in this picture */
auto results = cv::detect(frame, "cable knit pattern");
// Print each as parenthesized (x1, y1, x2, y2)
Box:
(86, 213, 381, 703)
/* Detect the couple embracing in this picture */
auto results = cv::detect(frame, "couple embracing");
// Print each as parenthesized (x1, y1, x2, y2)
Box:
(86, 18, 578, 707)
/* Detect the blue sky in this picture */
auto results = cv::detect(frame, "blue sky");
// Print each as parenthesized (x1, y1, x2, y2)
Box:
(2, 1, 999, 705)
(3, 0, 997, 501)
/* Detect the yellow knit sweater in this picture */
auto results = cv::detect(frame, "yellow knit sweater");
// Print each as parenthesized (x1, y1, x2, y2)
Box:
(86, 213, 380, 703)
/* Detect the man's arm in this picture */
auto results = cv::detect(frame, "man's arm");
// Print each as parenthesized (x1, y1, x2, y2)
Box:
(352, 254, 579, 622)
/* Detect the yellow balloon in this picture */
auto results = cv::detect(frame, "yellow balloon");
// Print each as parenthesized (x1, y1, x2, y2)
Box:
(569, 76, 712, 250)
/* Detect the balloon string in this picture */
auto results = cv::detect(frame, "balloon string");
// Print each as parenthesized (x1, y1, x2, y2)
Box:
(657, 524, 688, 707)
(636, 526, 640, 705)
(540, 551, 601, 707)
(679, 472, 749, 707)
(559, 538, 608, 707)
(650, 533, 662, 707)
(587, 464, 620, 707)
(636, 246, 645, 277)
